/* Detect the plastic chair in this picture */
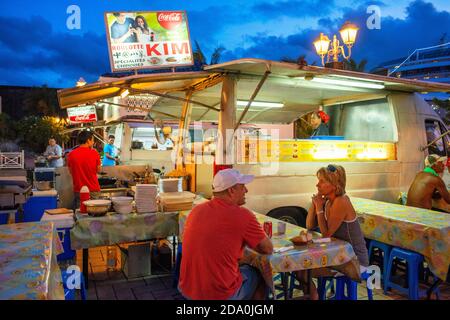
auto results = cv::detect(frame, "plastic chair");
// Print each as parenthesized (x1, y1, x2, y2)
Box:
(172, 242, 183, 288)
(384, 247, 423, 299)
(62, 270, 87, 300)
(318, 272, 374, 300)
(368, 240, 392, 280)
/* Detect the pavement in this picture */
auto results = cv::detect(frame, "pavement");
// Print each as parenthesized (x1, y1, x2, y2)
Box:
(64, 245, 449, 301)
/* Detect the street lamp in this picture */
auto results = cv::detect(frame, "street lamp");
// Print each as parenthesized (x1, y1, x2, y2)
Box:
(313, 21, 359, 67)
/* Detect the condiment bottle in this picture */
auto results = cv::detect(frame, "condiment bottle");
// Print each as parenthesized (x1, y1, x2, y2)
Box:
(79, 186, 90, 213)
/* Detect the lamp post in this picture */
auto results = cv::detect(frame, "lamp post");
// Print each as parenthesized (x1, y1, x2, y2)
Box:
(313, 21, 359, 69)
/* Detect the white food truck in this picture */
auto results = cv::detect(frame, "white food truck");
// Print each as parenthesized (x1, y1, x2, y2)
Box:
(58, 59, 450, 224)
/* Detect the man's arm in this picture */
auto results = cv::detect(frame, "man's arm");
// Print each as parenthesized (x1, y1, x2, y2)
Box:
(435, 177, 450, 204)
(255, 237, 273, 255)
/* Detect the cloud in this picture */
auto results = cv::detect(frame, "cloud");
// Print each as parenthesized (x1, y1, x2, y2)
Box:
(251, 0, 336, 18)
(0, 0, 449, 88)
(220, 0, 450, 70)
(0, 15, 110, 87)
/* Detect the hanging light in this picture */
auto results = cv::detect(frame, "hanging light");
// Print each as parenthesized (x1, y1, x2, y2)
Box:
(339, 21, 359, 47)
(76, 77, 87, 87)
(313, 33, 330, 56)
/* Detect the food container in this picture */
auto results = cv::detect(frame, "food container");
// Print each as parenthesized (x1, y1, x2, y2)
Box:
(159, 191, 196, 211)
(290, 231, 313, 246)
(83, 199, 111, 217)
(159, 178, 182, 193)
(35, 181, 52, 191)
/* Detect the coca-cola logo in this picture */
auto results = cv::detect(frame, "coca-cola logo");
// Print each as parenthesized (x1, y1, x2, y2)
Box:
(157, 11, 182, 30)
(69, 113, 96, 123)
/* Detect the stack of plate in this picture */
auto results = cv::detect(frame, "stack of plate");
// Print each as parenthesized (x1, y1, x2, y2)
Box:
(135, 184, 158, 213)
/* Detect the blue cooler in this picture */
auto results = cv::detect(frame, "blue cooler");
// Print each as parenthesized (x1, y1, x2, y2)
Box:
(0, 212, 10, 224)
(41, 211, 75, 261)
(23, 189, 58, 222)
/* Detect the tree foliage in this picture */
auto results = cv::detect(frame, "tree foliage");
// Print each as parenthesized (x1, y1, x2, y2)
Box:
(344, 58, 368, 72)
(193, 41, 225, 66)
(23, 85, 60, 116)
(14, 116, 68, 154)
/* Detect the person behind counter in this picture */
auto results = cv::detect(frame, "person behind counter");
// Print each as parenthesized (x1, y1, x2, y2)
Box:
(297, 164, 369, 300)
(67, 130, 102, 211)
(102, 135, 119, 166)
(310, 108, 330, 137)
(43, 138, 63, 168)
(406, 154, 450, 211)
(179, 169, 273, 300)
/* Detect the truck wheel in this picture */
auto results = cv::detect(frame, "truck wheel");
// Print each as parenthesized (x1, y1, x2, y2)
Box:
(266, 206, 308, 228)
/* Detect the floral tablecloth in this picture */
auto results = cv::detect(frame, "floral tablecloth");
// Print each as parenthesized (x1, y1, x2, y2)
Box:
(351, 197, 450, 281)
(0, 221, 64, 300)
(70, 211, 179, 249)
(178, 209, 360, 292)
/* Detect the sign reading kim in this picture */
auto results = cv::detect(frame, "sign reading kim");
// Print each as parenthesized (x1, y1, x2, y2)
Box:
(67, 106, 98, 124)
(104, 11, 194, 72)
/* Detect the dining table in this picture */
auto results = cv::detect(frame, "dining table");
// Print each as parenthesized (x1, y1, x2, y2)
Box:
(351, 196, 450, 298)
(0, 221, 64, 300)
(178, 206, 361, 297)
(71, 210, 179, 286)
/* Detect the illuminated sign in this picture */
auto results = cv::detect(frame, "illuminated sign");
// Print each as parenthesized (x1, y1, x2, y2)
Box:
(104, 11, 194, 72)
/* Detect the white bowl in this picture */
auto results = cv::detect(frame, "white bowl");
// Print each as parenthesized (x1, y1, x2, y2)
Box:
(111, 196, 133, 205)
(113, 203, 133, 214)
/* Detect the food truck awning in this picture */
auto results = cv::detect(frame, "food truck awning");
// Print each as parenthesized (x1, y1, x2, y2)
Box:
(58, 59, 450, 124)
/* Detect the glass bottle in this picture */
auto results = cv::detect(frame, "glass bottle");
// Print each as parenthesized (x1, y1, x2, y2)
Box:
(106, 245, 117, 271)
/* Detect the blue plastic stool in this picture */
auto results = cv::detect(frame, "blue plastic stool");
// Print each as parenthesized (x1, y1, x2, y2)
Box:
(272, 273, 290, 300)
(56, 227, 76, 261)
(62, 270, 87, 300)
(384, 247, 423, 300)
(318, 272, 374, 300)
(288, 273, 302, 298)
(172, 243, 183, 288)
(369, 240, 392, 280)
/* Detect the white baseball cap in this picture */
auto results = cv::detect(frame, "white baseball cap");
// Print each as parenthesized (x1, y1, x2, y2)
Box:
(424, 154, 447, 167)
(212, 169, 254, 192)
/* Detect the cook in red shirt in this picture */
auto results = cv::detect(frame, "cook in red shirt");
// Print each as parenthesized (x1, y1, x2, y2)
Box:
(67, 130, 101, 210)
(179, 169, 273, 300)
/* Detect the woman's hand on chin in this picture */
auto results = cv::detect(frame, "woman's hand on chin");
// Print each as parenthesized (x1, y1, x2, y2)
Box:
(312, 193, 326, 212)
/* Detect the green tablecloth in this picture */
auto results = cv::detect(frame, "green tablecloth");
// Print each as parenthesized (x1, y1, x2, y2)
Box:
(70, 211, 179, 249)
(351, 197, 450, 281)
(0, 221, 64, 300)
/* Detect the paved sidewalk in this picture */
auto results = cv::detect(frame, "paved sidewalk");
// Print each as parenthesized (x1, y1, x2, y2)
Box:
(68, 246, 449, 300)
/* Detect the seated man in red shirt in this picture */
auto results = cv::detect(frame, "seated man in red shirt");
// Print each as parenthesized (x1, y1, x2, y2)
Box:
(179, 169, 273, 300)
(67, 130, 102, 210)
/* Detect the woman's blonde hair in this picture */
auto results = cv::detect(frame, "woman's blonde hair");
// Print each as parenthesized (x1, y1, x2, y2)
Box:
(316, 164, 346, 196)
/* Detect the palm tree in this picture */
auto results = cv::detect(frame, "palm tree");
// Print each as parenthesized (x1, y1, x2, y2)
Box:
(193, 41, 225, 66)
(344, 58, 368, 72)
(210, 46, 225, 65)
(23, 85, 60, 116)
(193, 41, 207, 66)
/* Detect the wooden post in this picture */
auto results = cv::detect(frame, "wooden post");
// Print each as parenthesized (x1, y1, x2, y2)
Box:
(217, 76, 236, 165)
(175, 91, 193, 169)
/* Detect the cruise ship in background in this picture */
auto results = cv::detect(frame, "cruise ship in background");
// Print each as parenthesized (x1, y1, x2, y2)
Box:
(372, 39, 450, 118)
